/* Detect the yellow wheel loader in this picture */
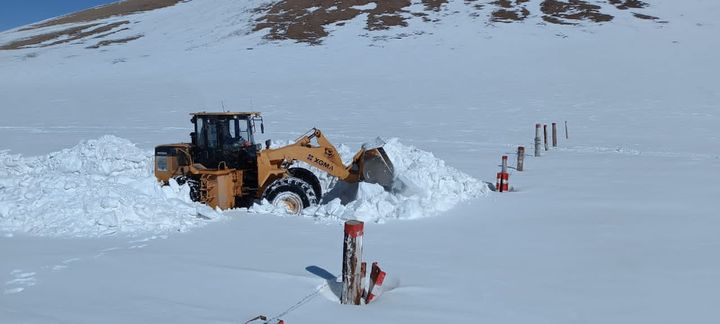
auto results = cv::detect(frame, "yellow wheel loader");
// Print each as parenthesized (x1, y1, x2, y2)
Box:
(154, 112, 394, 213)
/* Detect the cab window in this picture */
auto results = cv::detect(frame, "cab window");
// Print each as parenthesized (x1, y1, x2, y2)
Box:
(196, 118, 206, 148)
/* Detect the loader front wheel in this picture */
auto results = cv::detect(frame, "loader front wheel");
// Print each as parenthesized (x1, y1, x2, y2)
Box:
(174, 176, 200, 202)
(263, 177, 318, 214)
(289, 167, 322, 200)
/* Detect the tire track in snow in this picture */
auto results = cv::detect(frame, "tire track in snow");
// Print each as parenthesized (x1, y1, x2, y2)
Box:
(3, 270, 37, 295)
(558, 145, 719, 160)
(2, 235, 167, 296)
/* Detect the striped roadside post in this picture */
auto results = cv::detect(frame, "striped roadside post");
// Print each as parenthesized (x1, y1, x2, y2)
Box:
(341, 220, 364, 305)
(496, 155, 510, 192)
(365, 262, 387, 303)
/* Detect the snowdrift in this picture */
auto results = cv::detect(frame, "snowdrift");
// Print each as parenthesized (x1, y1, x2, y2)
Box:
(0, 136, 221, 237)
(0, 136, 487, 237)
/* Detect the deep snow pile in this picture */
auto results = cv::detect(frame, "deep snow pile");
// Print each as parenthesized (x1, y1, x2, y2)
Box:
(0, 136, 221, 237)
(0, 136, 486, 237)
(250, 138, 488, 222)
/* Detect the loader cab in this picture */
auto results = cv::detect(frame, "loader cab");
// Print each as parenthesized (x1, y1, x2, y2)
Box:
(190, 112, 263, 170)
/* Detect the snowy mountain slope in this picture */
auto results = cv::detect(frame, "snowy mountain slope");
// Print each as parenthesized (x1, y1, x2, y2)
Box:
(0, 0, 666, 51)
(1, 0, 719, 323)
(0, 0, 713, 156)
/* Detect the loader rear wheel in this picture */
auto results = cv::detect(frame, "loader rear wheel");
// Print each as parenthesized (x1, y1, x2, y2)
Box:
(263, 177, 318, 214)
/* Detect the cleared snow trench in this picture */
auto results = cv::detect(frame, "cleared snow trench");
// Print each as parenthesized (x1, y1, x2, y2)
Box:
(0, 136, 487, 237)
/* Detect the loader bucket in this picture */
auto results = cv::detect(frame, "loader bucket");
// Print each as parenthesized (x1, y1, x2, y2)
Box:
(361, 147, 395, 190)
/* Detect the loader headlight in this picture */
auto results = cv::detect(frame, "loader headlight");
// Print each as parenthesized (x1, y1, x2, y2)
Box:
(156, 155, 168, 171)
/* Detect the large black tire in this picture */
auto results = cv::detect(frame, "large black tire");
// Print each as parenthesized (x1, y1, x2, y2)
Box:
(174, 176, 201, 202)
(288, 167, 322, 200)
(263, 177, 318, 214)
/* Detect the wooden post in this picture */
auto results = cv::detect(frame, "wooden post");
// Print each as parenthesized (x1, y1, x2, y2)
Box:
(517, 146, 525, 171)
(360, 262, 367, 298)
(501, 155, 508, 173)
(565, 121, 569, 139)
(534, 124, 541, 157)
(552, 123, 558, 147)
(543, 124, 549, 151)
(341, 220, 364, 305)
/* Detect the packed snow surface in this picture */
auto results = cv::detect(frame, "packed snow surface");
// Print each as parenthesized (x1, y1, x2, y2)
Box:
(0, 136, 485, 237)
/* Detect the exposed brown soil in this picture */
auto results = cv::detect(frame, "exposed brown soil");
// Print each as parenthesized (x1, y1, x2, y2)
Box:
(422, 0, 449, 11)
(254, 0, 418, 44)
(632, 12, 658, 20)
(608, 0, 648, 10)
(540, 0, 614, 24)
(21, 0, 183, 30)
(490, 0, 530, 22)
(91, 27, 131, 40)
(0, 21, 130, 50)
(482, 0, 658, 25)
(464, 0, 485, 11)
(1, 24, 95, 50)
(86, 35, 144, 49)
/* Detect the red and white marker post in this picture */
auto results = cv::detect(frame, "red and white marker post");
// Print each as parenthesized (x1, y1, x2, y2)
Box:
(365, 262, 387, 303)
(341, 220, 364, 305)
(496, 155, 510, 192)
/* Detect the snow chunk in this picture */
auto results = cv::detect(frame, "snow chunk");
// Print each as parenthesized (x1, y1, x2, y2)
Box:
(0, 136, 223, 238)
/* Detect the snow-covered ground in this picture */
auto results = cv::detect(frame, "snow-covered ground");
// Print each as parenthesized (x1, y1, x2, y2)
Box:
(1, 0, 719, 323)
